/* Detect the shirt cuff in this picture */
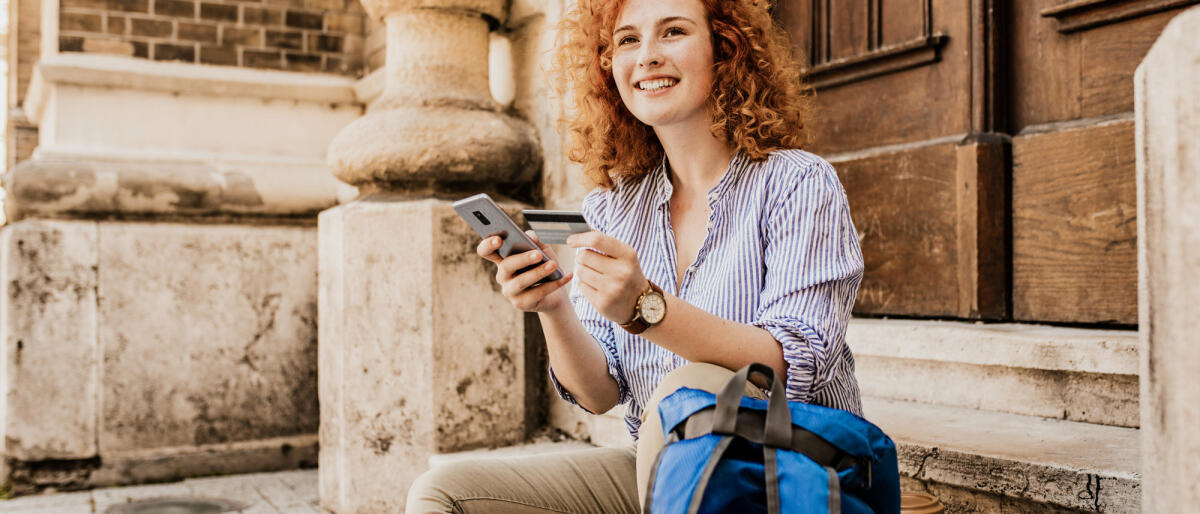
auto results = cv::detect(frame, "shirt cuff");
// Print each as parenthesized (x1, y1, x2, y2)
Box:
(753, 317, 828, 403)
(547, 348, 630, 414)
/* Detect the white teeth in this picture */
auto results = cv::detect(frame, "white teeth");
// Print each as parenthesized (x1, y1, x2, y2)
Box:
(637, 78, 677, 91)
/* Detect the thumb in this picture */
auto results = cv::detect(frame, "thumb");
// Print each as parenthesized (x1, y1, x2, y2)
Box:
(526, 230, 547, 248)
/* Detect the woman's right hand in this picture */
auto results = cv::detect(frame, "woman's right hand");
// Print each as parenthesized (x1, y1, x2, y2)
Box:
(477, 230, 574, 312)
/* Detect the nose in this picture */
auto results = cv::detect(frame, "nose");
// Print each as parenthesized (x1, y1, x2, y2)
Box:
(637, 39, 663, 69)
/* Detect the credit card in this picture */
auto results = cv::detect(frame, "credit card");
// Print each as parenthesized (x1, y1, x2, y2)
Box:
(522, 210, 591, 244)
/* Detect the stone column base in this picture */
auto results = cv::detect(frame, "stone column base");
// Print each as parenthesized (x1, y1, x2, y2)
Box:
(0, 219, 319, 492)
(318, 196, 528, 513)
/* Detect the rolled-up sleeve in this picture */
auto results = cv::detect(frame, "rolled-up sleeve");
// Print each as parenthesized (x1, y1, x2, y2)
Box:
(751, 161, 864, 403)
(547, 189, 631, 412)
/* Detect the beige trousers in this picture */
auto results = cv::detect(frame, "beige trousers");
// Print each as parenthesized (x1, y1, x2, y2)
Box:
(405, 363, 767, 513)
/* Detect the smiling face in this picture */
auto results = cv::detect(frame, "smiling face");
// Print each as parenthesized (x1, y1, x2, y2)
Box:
(611, 0, 715, 131)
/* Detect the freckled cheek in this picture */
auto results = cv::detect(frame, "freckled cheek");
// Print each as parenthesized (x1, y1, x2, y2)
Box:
(612, 57, 636, 97)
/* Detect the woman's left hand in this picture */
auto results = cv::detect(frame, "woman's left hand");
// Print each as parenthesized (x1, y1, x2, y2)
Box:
(567, 231, 651, 324)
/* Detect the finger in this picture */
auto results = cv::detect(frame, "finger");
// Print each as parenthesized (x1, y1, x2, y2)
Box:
(574, 265, 600, 293)
(573, 253, 607, 279)
(512, 272, 574, 308)
(527, 230, 559, 260)
(476, 236, 503, 264)
(575, 248, 620, 277)
(496, 249, 547, 278)
(506, 259, 562, 296)
(525, 230, 546, 248)
(567, 231, 625, 258)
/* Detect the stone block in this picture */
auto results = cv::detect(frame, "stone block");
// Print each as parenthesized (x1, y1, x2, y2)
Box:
(200, 2, 238, 22)
(154, 0, 196, 18)
(97, 222, 318, 452)
(153, 42, 197, 63)
(200, 45, 238, 66)
(130, 18, 173, 38)
(177, 22, 219, 44)
(244, 49, 283, 69)
(0, 220, 99, 460)
(1136, 6, 1200, 513)
(319, 197, 527, 513)
(848, 319, 1140, 427)
(60, 12, 103, 33)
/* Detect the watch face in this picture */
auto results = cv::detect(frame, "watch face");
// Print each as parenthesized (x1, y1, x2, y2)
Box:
(640, 292, 666, 324)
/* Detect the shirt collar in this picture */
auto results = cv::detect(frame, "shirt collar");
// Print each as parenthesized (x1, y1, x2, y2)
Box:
(650, 150, 749, 210)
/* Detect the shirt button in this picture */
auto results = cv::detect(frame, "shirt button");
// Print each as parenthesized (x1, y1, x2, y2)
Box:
(705, 220, 714, 230)
(707, 192, 718, 202)
(687, 265, 697, 274)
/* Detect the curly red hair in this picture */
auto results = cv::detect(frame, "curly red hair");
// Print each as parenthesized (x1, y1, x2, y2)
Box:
(553, 0, 812, 189)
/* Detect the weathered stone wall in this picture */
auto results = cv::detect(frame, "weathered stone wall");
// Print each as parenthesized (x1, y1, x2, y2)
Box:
(57, 0, 365, 74)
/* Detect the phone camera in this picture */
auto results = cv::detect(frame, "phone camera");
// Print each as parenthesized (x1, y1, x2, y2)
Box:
(472, 211, 491, 225)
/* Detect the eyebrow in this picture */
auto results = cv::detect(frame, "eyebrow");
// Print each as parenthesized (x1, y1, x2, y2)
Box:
(613, 16, 696, 36)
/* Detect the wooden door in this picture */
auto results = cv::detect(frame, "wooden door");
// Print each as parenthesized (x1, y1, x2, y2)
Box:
(780, 0, 1197, 325)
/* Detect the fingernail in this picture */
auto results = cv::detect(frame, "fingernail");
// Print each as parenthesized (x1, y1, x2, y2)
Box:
(530, 252, 540, 262)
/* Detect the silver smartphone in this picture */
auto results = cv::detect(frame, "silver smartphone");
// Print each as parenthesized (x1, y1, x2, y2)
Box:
(453, 193, 563, 283)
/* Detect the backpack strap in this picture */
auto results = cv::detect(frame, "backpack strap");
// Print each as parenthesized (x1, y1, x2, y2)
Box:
(713, 364, 792, 448)
(824, 465, 842, 514)
(673, 406, 860, 473)
(764, 447, 782, 514)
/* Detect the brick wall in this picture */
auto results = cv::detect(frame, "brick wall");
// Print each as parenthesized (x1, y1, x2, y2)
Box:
(58, 0, 366, 76)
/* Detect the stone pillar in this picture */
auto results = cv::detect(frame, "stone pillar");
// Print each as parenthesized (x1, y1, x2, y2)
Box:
(319, 1, 540, 512)
(1136, 6, 1200, 513)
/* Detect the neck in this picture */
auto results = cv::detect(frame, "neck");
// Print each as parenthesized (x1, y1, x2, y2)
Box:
(654, 118, 736, 197)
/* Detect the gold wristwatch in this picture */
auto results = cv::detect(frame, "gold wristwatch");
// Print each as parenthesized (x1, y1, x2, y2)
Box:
(619, 281, 666, 335)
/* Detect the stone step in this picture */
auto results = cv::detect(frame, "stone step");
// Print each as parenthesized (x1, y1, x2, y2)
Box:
(427, 439, 597, 468)
(848, 318, 1140, 427)
(547, 396, 1140, 512)
(865, 396, 1140, 513)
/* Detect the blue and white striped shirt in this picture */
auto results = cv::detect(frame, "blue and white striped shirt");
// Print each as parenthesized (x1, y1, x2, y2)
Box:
(550, 149, 864, 439)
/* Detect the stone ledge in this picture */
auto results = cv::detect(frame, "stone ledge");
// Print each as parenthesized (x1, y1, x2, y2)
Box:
(866, 397, 1140, 513)
(3, 156, 344, 220)
(25, 53, 358, 124)
(847, 318, 1137, 375)
(87, 434, 319, 489)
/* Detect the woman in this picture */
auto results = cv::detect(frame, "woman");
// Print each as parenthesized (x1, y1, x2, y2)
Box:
(407, 0, 863, 511)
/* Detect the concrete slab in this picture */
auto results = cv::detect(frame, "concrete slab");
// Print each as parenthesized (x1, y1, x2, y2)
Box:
(0, 469, 321, 513)
(0, 490, 93, 513)
(91, 482, 194, 512)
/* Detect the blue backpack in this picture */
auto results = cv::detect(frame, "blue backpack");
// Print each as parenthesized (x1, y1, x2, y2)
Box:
(645, 364, 900, 514)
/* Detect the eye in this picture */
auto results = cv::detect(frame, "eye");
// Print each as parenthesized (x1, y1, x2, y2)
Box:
(617, 35, 638, 46)
(664, 26, 686, 37)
